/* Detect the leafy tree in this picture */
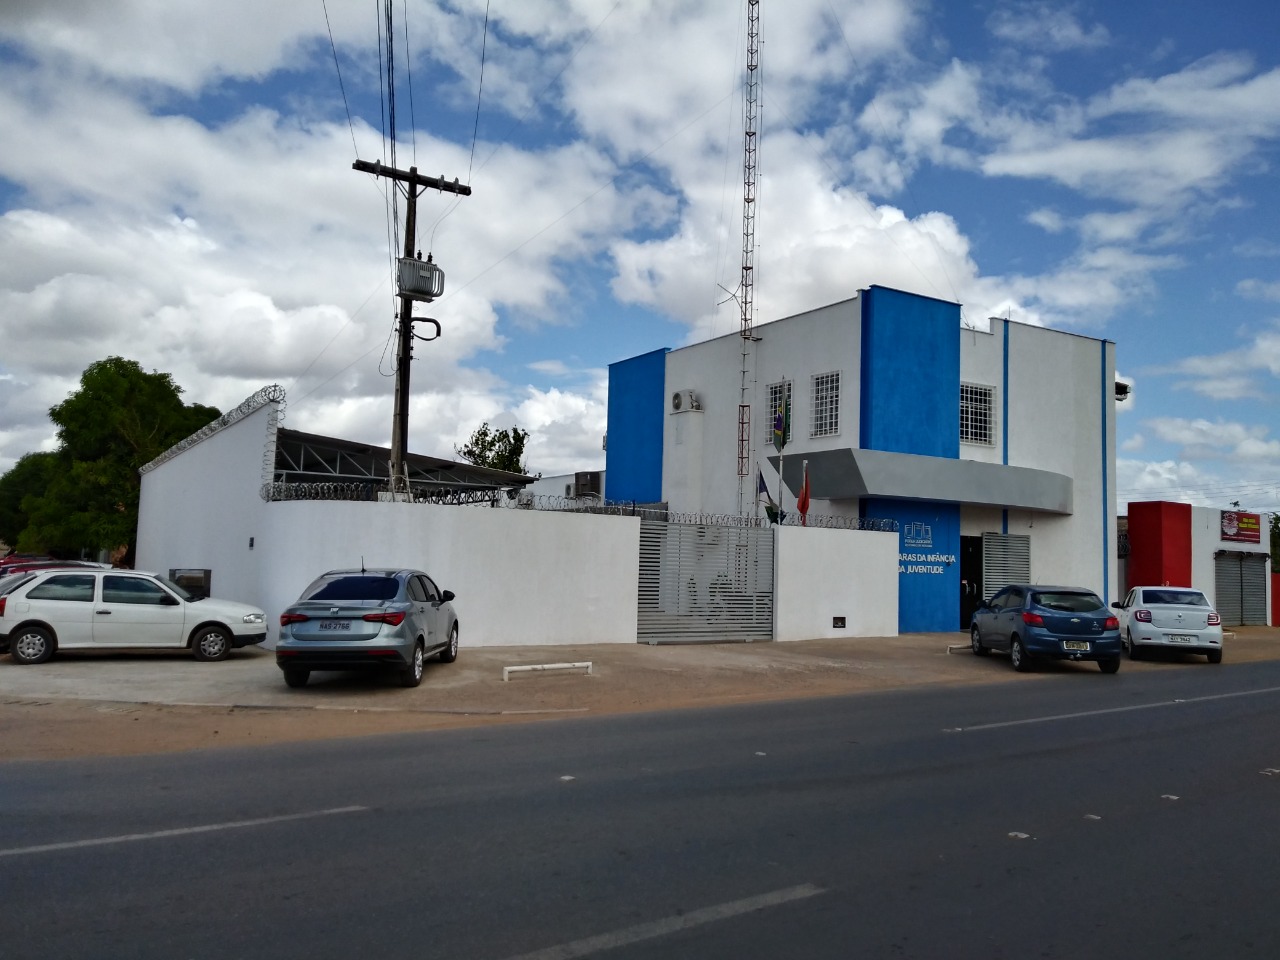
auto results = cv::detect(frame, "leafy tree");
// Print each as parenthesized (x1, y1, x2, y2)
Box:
(454, 422, 532, 475)
(9, 357, 220, 564)
(1271, 512, 1279, 566)
(0, 452, 59, 551)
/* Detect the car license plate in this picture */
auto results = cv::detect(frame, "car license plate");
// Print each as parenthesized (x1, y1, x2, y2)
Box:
(1062, 641, 1090, 651)
(1167, 635, 1195, 643)
(318, 619, 352, 632)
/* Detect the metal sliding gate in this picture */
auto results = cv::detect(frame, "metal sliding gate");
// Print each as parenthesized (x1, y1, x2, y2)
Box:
(637, 520, 774, 643)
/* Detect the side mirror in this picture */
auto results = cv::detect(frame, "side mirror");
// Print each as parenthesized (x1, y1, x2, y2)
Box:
(1110, 601, 1123, 609)
(441, 590, 456, 602)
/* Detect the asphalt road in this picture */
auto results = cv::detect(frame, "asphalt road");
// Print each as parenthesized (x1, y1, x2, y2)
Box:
(3, 661, 1280, 959)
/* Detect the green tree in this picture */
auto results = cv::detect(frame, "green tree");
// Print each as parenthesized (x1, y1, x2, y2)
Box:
(10, 357, 220, 564)
(0, 452, 59, 551)
(455, 422, 532, 474)
(1271, 512, 1279, 566)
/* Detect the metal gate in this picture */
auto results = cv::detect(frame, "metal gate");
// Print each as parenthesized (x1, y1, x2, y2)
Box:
(637, 520, 774, 643)
(981, 532, 1031, 600)
(1214, 551, 1269, 625)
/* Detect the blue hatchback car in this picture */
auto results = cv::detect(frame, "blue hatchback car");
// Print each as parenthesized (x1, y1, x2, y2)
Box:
(970, 584, 1122, 674)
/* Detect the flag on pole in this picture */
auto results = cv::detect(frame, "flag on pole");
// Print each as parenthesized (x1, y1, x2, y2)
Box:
(757, 466, 780, 524)
(797, 460, 811, 526)
(772, 397, 790, 452)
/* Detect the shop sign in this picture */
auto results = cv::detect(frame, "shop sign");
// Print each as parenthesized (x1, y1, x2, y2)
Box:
(1220, 511, 1261, 544)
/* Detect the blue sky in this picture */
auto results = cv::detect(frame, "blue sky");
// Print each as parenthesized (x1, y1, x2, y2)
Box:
(1, 0, 1278, 514)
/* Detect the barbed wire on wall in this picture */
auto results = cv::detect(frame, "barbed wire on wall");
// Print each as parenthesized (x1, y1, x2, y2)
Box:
(141, 384, 287, 475)
(255, 483, 899, 533)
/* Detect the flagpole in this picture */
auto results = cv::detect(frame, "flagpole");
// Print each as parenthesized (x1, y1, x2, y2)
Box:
(777, 447, 785, 524)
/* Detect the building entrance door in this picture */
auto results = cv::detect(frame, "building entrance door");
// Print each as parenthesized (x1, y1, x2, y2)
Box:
(959, 535, 983, 629)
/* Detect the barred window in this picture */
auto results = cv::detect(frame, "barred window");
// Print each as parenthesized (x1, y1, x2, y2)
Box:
(960, 383, 995, 445)
(764, 380, 792, 445)
(811, 371, 840, 437)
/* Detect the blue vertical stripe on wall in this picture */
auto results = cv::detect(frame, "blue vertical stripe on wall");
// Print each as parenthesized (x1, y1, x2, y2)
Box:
(605, 348, 668, 503)
(859, 286, 961, 459)
(1100, 342, 1110, 603)
(1002, 319, 1009, 536)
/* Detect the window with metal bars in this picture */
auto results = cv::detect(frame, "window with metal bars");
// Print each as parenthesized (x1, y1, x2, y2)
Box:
(764, 380, 792, 445)
(810, 372, 840, 437)
(960, 383, 995, 445)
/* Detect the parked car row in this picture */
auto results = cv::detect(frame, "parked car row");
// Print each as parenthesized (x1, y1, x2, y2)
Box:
(970, 582, 1225, 675)
(0, 566, 460, 690)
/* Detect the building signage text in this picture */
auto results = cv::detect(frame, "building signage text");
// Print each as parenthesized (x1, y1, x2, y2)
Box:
(1220, 511, 1261, 544)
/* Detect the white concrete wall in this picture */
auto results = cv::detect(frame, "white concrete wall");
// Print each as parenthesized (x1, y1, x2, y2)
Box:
(774, 526, 899, 640)
(136, 402, 274, 607)
(1189, 505, 1273, 621)
(1002, 323, 1117, 600)
(662, 297, 863, 517)
(256, 501, 641, 647)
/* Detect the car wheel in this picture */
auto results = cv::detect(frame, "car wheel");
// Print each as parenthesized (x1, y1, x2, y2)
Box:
(1010, 636, 1031, 673)
(1125, 628, 1142, 661)
(1098, 658, 1121, 674)
(283, 668, 310, 689)
(438, 624, 459, 663)
(400, 642, 425, 687)
(970, 624, 989, 657)
(191, 626, 232, 662)
(1207, 649, 1223, 664)
(11, 625, 54, 665)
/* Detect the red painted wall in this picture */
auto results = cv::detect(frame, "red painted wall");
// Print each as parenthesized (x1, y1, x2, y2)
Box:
(1126, 501, 1193, 590)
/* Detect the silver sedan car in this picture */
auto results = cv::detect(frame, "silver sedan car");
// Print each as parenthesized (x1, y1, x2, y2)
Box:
(275, 568, 459, 688)
(1112, 586, 1223, 663)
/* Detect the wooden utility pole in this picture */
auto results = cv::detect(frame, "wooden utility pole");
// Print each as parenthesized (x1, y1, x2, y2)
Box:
(352, 160, 471, 487)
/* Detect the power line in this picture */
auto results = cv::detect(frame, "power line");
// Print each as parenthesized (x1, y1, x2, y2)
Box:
(320, 0, 360, 158)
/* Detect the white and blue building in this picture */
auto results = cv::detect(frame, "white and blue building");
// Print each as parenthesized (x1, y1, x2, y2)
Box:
(606, 285, 1119, 633)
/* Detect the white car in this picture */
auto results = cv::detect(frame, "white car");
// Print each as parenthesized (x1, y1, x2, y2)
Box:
(1111, 586, 1224, 663)
(0, 568, 266, 664)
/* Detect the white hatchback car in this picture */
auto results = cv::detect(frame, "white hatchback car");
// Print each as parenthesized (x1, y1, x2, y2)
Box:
(0, 569, 266, 664)
(1111, 586, 1224, 663)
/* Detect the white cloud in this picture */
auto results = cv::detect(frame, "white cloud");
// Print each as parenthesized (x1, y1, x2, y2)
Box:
(987, 3, 1110, 52)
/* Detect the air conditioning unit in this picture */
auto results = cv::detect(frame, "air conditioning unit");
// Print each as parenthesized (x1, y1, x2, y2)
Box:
(671, 389, 701, 412)
(397, 257, 445, 302)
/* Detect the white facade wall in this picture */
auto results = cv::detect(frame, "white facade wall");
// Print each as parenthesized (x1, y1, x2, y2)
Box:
(1188, 505, 1273, 619)
(959, 321, 1117, 599)
(256, 501, 641, 647)
(136, 403, 273, 606)
(663, 298, 863, 518)
(774, 527, 899, 639)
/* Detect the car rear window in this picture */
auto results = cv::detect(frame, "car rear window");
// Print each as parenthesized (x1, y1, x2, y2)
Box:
(1031, 591, 1104, 612)
(305, 575, 400, 602)
(1140, 589, 1209, 606)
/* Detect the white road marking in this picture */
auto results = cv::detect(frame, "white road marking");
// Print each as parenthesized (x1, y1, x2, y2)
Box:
(944, 685, 1280, 733)
(0, 805, 368, 858)
(497, 884, 826, 960)
(1161, 794, 1180, 801)
(1008, 832, 1033, 839)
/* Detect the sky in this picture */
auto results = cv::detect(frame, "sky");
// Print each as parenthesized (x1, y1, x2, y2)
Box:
(1, 0, 1279, 516)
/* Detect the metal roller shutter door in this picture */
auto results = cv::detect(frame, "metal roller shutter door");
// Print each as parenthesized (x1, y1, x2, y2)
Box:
(1214, 552, 1269, 626)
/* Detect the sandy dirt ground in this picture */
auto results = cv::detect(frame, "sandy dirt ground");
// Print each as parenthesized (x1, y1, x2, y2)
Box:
(3, 628, 1277, 760)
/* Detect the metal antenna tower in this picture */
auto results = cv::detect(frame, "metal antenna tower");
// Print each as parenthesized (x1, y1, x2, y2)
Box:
(735, 0, 761, 515)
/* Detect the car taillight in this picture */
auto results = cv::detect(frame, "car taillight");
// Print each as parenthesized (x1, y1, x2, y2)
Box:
(1021, 611, 1044, 626)
(363, 612, 406, 626)
(0, 596, 6, 617)
(1208, 612, 1221, 626)
(280, 612, 310, 626)
(1104, 616, 1119, 630)
(1134, 609, 1152, 622)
